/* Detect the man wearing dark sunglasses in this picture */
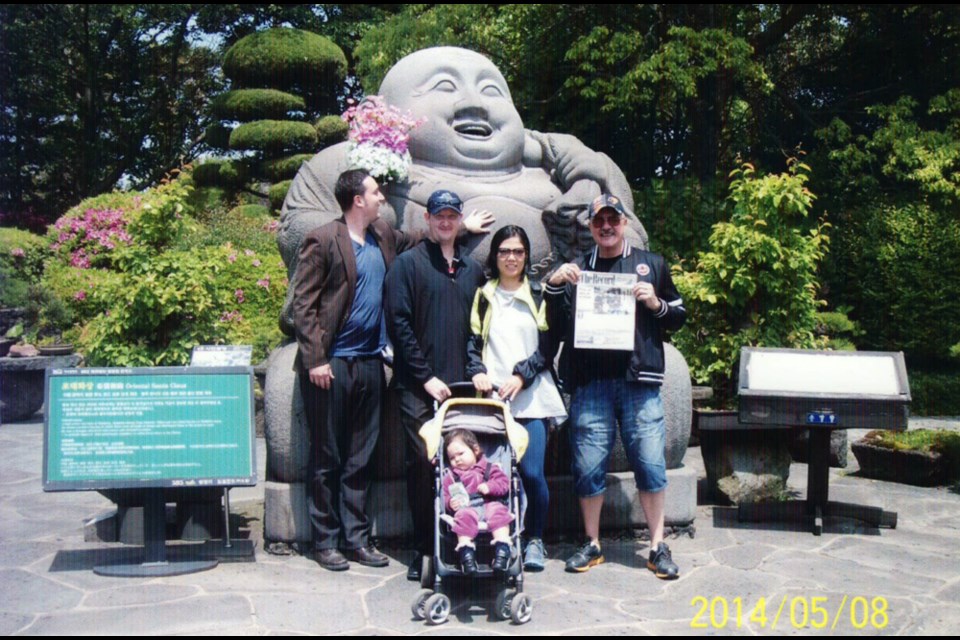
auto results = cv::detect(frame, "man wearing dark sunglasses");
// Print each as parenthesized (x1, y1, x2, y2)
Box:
(545, 193, 687, 579)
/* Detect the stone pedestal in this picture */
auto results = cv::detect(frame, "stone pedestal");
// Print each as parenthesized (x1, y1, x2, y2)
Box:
(0, 354, 82, 423)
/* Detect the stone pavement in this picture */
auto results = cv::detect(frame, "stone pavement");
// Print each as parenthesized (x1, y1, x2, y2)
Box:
(2, 414, 958, 635)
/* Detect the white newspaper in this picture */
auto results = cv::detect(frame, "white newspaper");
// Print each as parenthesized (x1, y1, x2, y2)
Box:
(574, 272, 636, 351)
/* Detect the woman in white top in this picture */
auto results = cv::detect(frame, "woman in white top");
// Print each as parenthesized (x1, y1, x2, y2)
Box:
(467, 225, 567, 571)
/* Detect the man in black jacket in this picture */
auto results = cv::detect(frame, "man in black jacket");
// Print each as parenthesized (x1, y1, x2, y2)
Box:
(384, 189, 486, 580)
(545, 194, 686, 579)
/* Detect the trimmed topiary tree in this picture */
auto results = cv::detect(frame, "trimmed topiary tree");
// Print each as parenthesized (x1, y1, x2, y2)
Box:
(203, 27, 348, 213)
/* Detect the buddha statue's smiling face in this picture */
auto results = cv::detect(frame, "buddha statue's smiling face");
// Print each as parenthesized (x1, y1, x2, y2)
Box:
(379, 48, 525, 174)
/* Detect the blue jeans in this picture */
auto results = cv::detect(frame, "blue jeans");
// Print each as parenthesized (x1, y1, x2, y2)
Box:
(569, 378, 667, 497)
(517, 418, 548, 538)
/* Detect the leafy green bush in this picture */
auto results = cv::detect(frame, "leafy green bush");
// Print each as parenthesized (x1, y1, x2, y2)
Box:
(229, 120, 318, 153)
(40, 263, 121, 328)
(832, 202, 960, 361)
(259, 154, 313, 181)
(815, 308, 862, 351)
(673, 159, 829, 405)
(229, 204, 272, 221)
(315, 114, 349, 148)
(81, 249, 231, 366)
(268, 180, 293, 211)
(637, 178, 725, 263)
(0, 227, 48, 307)
(222, 28, 347, 98)
(210, 88, 305, 121)
(192, 160, 248, 189)
(908, 367, 960, 416)
(185, 186, 232, 214)
(176, 206, 279, 257)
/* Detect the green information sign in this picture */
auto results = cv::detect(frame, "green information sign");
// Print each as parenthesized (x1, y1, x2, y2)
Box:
(44, 367, 256, 491)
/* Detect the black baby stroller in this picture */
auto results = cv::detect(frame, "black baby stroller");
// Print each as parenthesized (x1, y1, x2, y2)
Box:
(410, 383, 532, 625)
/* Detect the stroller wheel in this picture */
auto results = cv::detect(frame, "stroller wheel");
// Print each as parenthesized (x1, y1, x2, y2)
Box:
(510, 593, 533, 624)
(411, 588, 433, 620)
(495, 588, 517, 620)
(424, 592, 451, 625)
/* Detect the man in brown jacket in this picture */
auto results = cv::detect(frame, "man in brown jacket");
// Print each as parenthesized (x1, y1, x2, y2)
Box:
(292, 169, 416, 571)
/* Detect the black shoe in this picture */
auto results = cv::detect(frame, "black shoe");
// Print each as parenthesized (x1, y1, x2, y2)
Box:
(459, 545, 478, 576)
(345, 545, 389, 568)
(647, 542, 679, 580)
(491, 541, 511, 573)
(407, 553, 423, 581)
(565, 541, 604, 573)
(314, 548, 349, 572)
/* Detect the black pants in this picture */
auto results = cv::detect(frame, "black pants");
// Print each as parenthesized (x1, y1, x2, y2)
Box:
(397, 387, 436, 555)
(300, 356, 383, 551)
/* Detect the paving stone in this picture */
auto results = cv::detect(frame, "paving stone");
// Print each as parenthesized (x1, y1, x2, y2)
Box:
(0, 541, 58, 568)
(163, 555, 387, 594)
(933, 580, 960, 604)
(83, 584, 202, 608)
(821, 536, 960, 579)
(901, 603, 960, 635)
(0, 569, 83, 614)
(0, 612, 34, 635)
(621, 565, 786, 623)
(757, 551, 943, 597)
(639, 619, 755, 636)
(20, 594, 252, 636)
(560, 623, 651, 636)
(249, 593, 367, 634)
(711, 543, 778, 570)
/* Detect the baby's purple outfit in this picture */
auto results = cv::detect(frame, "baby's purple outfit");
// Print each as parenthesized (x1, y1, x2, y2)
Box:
(442, 456, 514, 539)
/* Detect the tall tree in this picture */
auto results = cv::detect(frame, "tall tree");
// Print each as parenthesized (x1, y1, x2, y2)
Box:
(1, 5, 221, 224)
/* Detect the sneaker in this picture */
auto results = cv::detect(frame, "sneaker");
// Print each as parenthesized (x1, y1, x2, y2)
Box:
(647, 542, 679, 580)
(458, 545, 478, 576)
(523, 538, 547, 572)
(491, 541, 511, 573)
(564, 540, 604, 573)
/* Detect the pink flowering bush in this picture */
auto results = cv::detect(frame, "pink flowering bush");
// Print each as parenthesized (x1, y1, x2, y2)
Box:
(50, 207, 132, 268)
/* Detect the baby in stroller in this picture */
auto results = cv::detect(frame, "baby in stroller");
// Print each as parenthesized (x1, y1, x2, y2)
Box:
(443, 428, 514, 575)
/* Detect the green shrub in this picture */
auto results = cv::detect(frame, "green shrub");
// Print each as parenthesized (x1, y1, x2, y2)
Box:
(315, 115, 349, 148)
(41, 263, 121, 327)
(192, 160, 248, 189)
(637, 177, 726, 262)
(222, 28, 347, 96)
(908, 366, 960, 416)
(268, 180, 293, 211)
(815, 308, 862, 351)
(203, 123, 234, 150)
(210, 88, 305, 121)
(186, 186, 231, 214)
(229, 120, 318, 153)
(0, 228, 48, 307)
(81, 249, 230, 366)
(259, 154, 313, 181)
(229, 204, 272, 221)
(831, 202, 960, 361)
(175, 204, 280, 257)
(673, 159, 828, 405)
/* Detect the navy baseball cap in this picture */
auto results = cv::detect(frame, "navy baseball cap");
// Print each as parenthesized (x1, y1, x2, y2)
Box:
(590, 193, 627, 218)
(426, 190, 464, 215)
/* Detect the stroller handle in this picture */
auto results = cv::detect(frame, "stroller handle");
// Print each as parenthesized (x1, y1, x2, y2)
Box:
(433, 381, 505, 412)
